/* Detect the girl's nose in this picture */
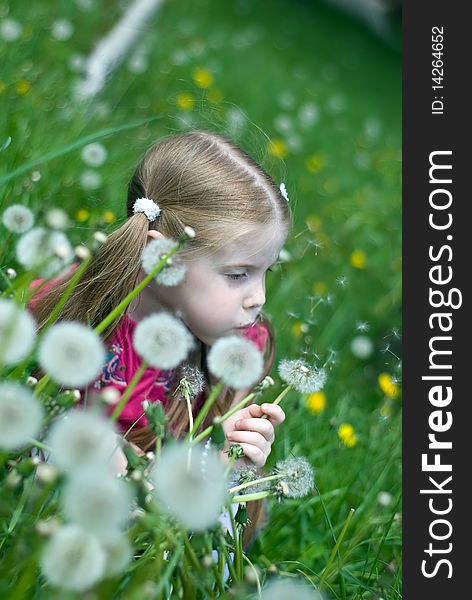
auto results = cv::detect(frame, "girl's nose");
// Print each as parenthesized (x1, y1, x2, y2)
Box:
(243, 279, 266, 310)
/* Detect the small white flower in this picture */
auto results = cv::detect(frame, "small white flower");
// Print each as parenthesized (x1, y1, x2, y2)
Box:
(279, 182, 290, 203)
(51, 19, 74, 41)
(0, 299, 37, 365)
(48, 410, 119, 474)
(261, 579, 322, 600)
(81, 142, 108, 167)
(0, 382, 44, 450)
(278, 359, 327, 394)
(208, 336, 263, 389)
(133, 312, 194, 369)
(79, 169, 102, 190)
(62, 468, 132, 538)
(378, 491, 393, 507)
(45, 208, 69, 230)
(40, 524, 106, 592)
(38, 322, 105, 387)
(0, 18, 22, 42)
(2, 204, 34, 233)
(350, 335, 374, 360)
(151, 442, 227, 531)
(16, 227, 74, 278)
(101, 533, 133, 577)
(141, 238, 187, 286)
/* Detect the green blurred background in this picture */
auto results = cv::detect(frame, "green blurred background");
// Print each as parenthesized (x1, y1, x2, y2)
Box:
(1, 0, 402, 597)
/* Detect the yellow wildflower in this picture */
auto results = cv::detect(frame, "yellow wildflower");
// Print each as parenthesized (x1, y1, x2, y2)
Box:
(75, 209, 90, 222)
(306, 215, 322, 232)
(378, 373, 399, 399)
(305, 153, 324, 173)
(0, 82, 6, 95)
(176, 92, 194, 111)
(16, 80, 30, 95)
(193, 68, 213, 89)
(338, 423, 358, 447)
(350, 250, 366, 269)
(312, 281, 327, 295)
(307, 392, 326, 415)
(102, 210, 116, 224)
(267, 139, 288, 159)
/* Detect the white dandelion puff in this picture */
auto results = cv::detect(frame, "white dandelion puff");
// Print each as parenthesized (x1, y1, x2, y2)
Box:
(261, 579, 322, 600)
(0, 382, 44, 450)
(81, 142, 108, 167)
(48, 410, 119, 474)
(350, 335, 374, 359)
(45, 208, 69, 230)
(174, 364, 205, 402)
(16, 227, 74, 278)
(62, 468, 132, 539)
(207, 335, 263, 389)
(278, 359, 326, 393)
(40, 524, 106, 592)
(51, 19, 74, 41)
(151, 442, 227, 531)
(0, 18, 22, 42)
(0, 299, 37, 365)
(38, 322, 105, 387)
(133, 312, 194, 369)
(2, 204, 34, 233)
(272, 456, 315, 499)
(79, 169, 102, 190)
(101, 532, 133, 577)
(377, 491, 393, 507)
(141, 238, 187, 286)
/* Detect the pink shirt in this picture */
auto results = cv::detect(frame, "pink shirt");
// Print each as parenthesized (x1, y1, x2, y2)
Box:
(28, 269, 269, 434)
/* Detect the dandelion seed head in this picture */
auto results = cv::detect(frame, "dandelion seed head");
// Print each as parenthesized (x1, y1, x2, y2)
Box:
(2, 204, 35, 233)
(151, 443, 227, 530)
(350, 335, 373, 359)
(79, 169, 102, 190)
(174, 364, 205, 401)
(0, 382, 44, 450)
(16, 227, 74, 278)
(48, 410, 119, 473)
(39, 322, 105, 387)
(81, 142, 108, 167)
(51, 19, 74, 41)
(378, 491, 393, 507)
(62, 468, 132, 538)
(0, 299, 37, 365)
(101, 532, 133, 577)
(278, 359, 327, 393)
(207, 335, 263, 389)
(1, 18, 22, 42)
(45, 208, 69, 230)
(133, 312, 194, 369)
(40, 524, 106, 592)
(273, 456, 315, 499)
(141, 238, 187, 286)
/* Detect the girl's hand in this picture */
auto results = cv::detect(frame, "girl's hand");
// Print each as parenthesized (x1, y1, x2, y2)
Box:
(222, 403, 285, 468)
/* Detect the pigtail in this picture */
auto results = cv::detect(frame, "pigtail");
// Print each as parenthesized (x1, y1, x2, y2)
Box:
(30, 213, 151, 342)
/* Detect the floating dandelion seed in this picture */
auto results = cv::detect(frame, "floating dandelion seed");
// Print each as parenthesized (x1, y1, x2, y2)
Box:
(272, 456, 315, 500)
(16, 227, 74, 278)
(356, 320, 370, 332)
(62, 468, 132, 539)
(278, 359, 326, 394)
(207, 335, 263, 389)
(40, 524, 106, 592)
(141, 238, 187, 286)
(38, 322, 105, 387)
(2, 204, 35, 233)
(151, 442, 227, 531)
(0, 299, 37, 365)
(0, 382, 44, 450)
(336, 275, 348, 287)
(48, 410, 119, 474)
(133, 312, 194, 369)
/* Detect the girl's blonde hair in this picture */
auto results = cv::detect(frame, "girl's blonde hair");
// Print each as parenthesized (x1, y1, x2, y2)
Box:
(32, 130, 291, 439)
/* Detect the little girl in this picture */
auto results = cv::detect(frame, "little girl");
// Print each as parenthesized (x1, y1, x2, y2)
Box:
(29, 130, 291, 548)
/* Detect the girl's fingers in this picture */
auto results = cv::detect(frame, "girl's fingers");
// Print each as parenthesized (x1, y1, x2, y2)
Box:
(227, 430, 270, 453)
(236, 442, 266, 468)
(233, 417, 275, 443)
(260, 403, 286, 426)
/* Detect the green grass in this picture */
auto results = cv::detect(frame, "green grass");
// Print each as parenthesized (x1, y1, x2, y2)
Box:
(1, 0, 401, 597)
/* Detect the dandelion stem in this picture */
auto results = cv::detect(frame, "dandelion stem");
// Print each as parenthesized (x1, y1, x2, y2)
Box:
(95, 244, 182, 335)
(185, 394, 194, 443)
(232, 491, 271, 503)
(28, 438, 52, 453)
(229, 473, 281, 494)
(186, 380, 224, 442)
(260, 385, 292, 420)
(318, 507, 355, 588)
(110, 360, 147, 422)
(190, 391, 256, 446)
(227, 501, 243, 581)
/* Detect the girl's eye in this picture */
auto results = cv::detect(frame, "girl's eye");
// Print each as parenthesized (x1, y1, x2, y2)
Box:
(225, 273, 247, 280)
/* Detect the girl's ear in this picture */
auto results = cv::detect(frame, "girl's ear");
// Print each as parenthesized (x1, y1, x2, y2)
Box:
(147, 230, 165, 242)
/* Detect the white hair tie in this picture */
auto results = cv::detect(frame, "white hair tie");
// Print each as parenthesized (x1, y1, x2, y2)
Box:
(133, 197, 161, 222)
(279, 182, 290, 203)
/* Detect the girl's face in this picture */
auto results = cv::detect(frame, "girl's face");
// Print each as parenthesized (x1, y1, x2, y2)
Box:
(150, 223, 287, 346)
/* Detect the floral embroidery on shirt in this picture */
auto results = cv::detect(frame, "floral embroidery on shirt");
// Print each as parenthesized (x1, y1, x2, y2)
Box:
(100, 351, 127, 387)
(153, 370, 174, 393)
